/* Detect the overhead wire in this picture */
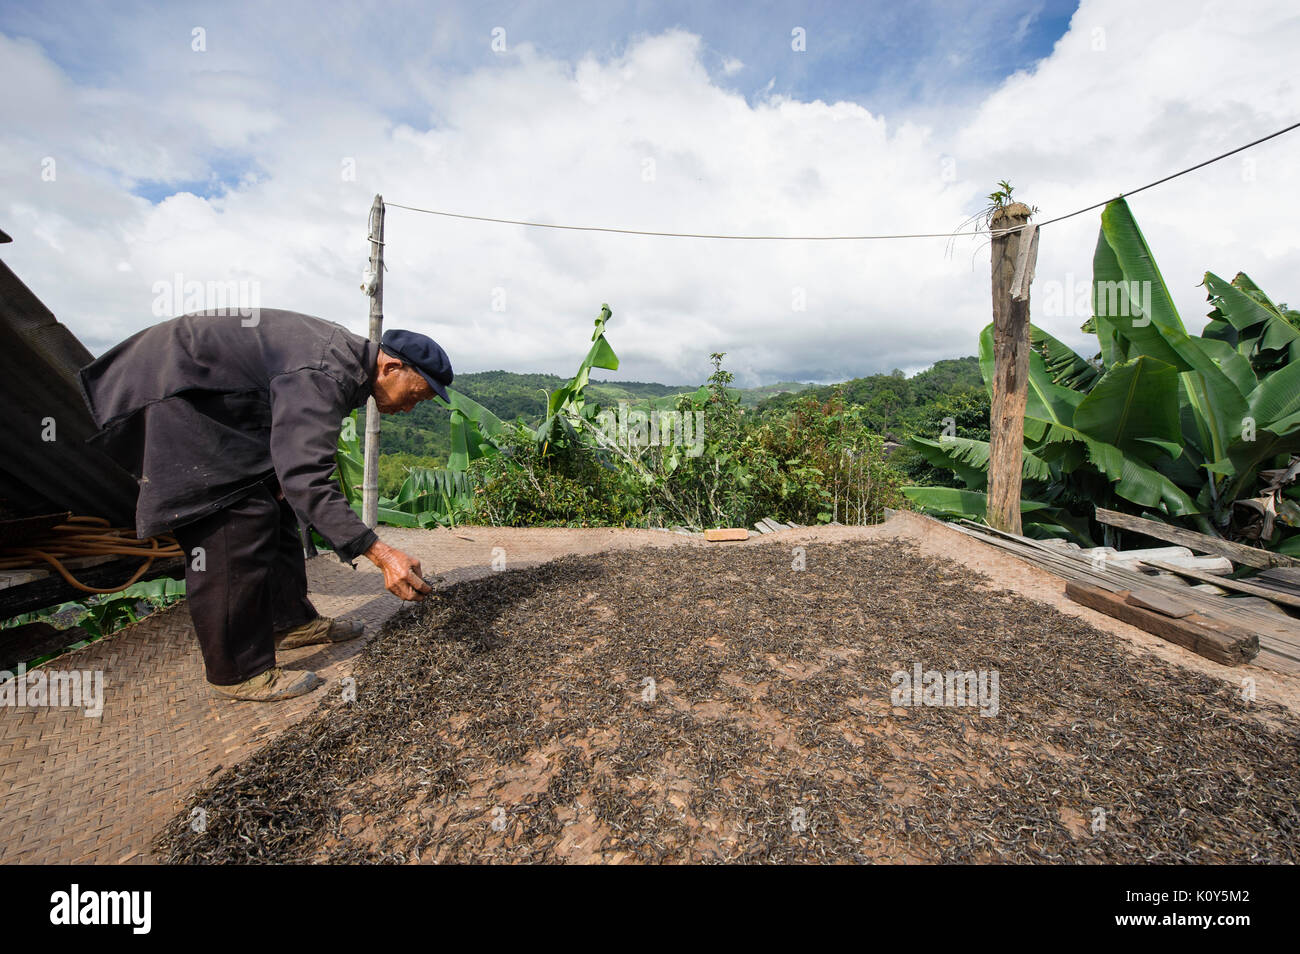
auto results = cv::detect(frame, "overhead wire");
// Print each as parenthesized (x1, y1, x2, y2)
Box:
(386, 120, 1299, 240)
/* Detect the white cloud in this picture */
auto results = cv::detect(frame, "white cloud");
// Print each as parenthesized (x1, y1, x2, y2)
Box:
(1, 1, 1298, 388)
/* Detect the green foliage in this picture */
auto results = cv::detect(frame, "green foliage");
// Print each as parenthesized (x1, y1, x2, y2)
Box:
(633, 352, 762, 529)
(892, 388, 992, 487)
(377, 453, 445, 497)
(983, 179, 1039, 224)
(364, 370, 817, 463)
(756, 356, 985, 436)
(4, 577, 187, 667)
(588, 363, 906, 531)
(905, 197, 1300, 550)
(746, 386, 907, 526)
(335, 305, 943, 536)
(334, 409, 476, 529)
(534, 303, 621, 457)
(468, 429, 643, 527)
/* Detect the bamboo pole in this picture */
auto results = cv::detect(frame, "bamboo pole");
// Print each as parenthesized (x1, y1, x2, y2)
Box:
(362, 194, 385, 529)
(986, 202, 1035, 534)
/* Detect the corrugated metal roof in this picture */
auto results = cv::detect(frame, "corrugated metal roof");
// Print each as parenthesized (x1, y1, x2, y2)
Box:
(0, 253, 138, 527)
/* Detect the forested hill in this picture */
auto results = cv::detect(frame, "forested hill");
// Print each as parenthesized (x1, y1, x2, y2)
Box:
(753, 356, 984, 436)
(453, 370, 813, 416)
(456, 371, 682, 424)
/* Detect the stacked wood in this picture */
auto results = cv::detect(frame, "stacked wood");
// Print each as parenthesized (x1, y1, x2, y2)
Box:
(944, 518, 1299, 671)
(1141, 560, 1300, 609)
(1242, 567, 1300, 600)
(1094, 507, 1298, 569)
(1065, 583, 1258, 666)
(1081, 546, 1233, 575)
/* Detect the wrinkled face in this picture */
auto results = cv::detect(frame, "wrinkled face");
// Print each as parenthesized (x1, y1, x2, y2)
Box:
(373, 353, 435, 414)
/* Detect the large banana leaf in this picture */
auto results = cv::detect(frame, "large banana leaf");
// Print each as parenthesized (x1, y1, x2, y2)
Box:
(1072, 356, 1182, 463)
(1204, 271, 1300, 364)
(901, 486, 1053, 516)
(1223, 405, 1300, 508)
(908, 435, 1051, 488)
(1032, 420, 1200, 515)
(923, 199, 1294, 546)
(436, 388, 507, 471)
(901, 486, 1086, 539)
(1094, 200, 1248, 465)
(534, 303, 620, 450)
(1195, 336, 1257, 397)
(976, 320, 1199, 515)
(378, 466, 474, 528)
(334, 409, 365, 502)
(978, 324, 1083, 428)
(1091, 214, 1182, 367)
(1247, 359, 1300, 426)
(392, 465, 471, 502)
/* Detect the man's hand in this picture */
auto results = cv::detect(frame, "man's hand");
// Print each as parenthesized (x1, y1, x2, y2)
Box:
(364, 540, 433, 601)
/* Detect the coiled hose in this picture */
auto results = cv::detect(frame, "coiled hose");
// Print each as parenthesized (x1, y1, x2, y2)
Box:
(0, 515, 184, 594)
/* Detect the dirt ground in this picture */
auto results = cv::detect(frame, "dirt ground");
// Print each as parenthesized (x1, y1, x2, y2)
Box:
(157, 517, 1300, 864)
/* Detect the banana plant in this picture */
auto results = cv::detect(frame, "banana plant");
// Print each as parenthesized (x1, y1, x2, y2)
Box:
(330, 303, 626, 529)
(333, 409, 476, 527)
(534, 303, 619, 455)
(905, 197, 1300, 549)
(436, 388, 508, 471)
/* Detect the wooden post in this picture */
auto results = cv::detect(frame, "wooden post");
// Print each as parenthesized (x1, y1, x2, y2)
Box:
(362, 194, 385, 529)
(986, 202, 1035, 534)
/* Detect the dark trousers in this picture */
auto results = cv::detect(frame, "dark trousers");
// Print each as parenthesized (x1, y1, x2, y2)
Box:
(173, 481, 318, 685)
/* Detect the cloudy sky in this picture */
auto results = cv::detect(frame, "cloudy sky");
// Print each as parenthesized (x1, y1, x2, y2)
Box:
(1, 0, 1296, 386)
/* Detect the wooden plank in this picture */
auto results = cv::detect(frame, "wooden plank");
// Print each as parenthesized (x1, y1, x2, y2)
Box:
(1242, 574, 1300, 599)
(704, 528, 748, 542)
(0, 568, 50, 589)
(1142, 559, 1300, 610)
(1066, 582, 1258, 665)
(1125, 588, 1193, 619)
(1256, 648, 1300, 675)
(1256, 567, 1300, 586)
(1039, 538, 1081, 550)
(761, 518, 789, 532)
(1097, 545, 1193, 560)
(753, 522, 772, 534)
(1223, 595, 1291, 617)
(1094, 507, 1298, 569)
(0, 511, 70, 548)
(1107, 554, 1234, 575)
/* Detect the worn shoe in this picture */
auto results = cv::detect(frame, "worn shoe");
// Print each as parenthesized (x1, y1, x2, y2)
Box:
(210, 667, 323, 702)
(275, 615, 366, 650)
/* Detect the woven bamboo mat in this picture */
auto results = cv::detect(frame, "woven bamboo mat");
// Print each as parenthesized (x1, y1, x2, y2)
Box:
(0, 527, 691, 864)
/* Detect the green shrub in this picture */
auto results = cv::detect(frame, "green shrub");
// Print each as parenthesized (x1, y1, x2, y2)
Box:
(469, 429, 645, 527)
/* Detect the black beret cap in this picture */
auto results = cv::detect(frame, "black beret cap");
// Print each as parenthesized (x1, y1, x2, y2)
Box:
(380, 329, 454, 403)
